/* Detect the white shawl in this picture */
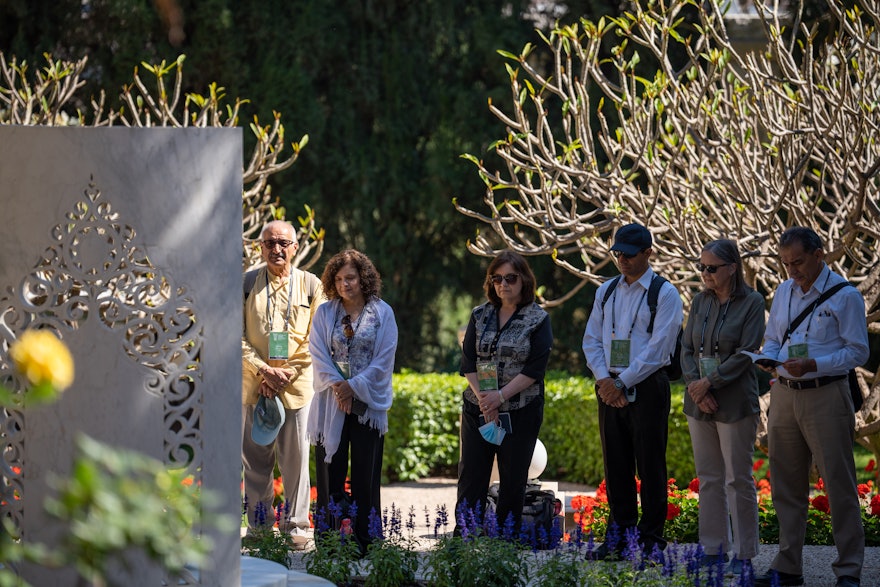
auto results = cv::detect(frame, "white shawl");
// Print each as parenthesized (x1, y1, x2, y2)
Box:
(307, 298, 398, 462)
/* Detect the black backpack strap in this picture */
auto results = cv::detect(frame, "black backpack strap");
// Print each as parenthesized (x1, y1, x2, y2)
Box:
(243, 268, 261, 300)
(646, 275, 668, 334)
(600, 275, 622, 311)
(305, 271, 320, 306)
(782, 281, 853, 345)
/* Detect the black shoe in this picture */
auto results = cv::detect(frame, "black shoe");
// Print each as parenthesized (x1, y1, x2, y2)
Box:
(836, 576, 860, 587)
(754, 570, 805, 587)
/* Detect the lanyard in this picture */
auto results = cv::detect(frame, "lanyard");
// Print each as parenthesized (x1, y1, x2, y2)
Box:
(699, 296, 733, 357)
(611, 283, 648, 340)
(785, 271, 831, 344)
(335, 300, 368, 354)
(265, 270, 294, 331)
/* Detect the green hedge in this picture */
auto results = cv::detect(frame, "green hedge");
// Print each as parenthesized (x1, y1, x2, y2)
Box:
(383, 371, 697, 487)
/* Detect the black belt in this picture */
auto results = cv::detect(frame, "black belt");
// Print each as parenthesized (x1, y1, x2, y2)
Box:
(777, 375, 846, 390)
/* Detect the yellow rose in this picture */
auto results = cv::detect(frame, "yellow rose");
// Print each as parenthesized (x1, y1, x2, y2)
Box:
(9, 329, 75, 392)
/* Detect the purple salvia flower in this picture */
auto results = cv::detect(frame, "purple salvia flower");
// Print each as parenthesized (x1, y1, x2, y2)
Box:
(585, 531, 595, 560)
(406, 506, 416, 537)
(348, 500, 359, 523)
(662, 543, 677, 577)
(313, 506, 329, 533)
(605, 521, 621, 553)
(536, 524, 549, 551)
(570, 522, 583, 550)
(622, 526, 641, 564)
(549, 517, 563, 550)
(438, 504, 449, 533)
(501, 511, 516, 541)
(455, 500, 469, 539)
(483, 507, 498, 539)
(254, 501, 266, 527)
(390, 504, 402, 539)
(519, 518, 535, 549)
(367, 507, 384, 540)
(424, 505, 431, 532)
(327, 498, 341, 521)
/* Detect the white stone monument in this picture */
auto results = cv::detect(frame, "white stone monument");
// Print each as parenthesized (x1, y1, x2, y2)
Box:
(0, 127, 243, 585)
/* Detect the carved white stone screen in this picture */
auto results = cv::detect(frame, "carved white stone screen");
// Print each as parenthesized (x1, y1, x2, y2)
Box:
(0, 127, 243, 585)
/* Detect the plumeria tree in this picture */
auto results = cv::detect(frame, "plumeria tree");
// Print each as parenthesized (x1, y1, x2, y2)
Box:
(457, 0, 880, 455)
(0, 53, 323, 270)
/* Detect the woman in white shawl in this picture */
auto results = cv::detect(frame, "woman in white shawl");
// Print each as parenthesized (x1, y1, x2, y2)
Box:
(307, 249, 398, 549)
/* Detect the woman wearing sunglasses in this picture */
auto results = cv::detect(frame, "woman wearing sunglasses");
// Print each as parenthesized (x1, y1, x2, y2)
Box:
(454, 250, 553, 535)
(308, 249, 398, 553)
(680, 239, 765, 576)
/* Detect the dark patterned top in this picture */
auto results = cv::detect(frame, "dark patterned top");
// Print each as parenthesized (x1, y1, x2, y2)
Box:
(460, 301, 552, 410)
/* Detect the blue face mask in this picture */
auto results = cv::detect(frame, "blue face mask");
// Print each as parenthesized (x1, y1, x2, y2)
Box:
(479, 420, 506, 445)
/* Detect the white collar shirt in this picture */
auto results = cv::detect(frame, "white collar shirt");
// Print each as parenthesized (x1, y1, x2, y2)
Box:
(763, 263, 869, 379)
(582, 267, 683, 388)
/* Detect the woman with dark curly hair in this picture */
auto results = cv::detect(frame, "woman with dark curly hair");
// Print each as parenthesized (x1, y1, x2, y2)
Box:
(307, 249, 398, 551)
(454, 250, 553, 535)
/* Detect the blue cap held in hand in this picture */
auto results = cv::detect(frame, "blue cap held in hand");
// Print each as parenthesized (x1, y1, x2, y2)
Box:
(251, 395, 285, 446)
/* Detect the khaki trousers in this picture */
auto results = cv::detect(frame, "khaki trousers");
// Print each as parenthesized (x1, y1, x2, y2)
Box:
(687, 414, 760, 560)
(242, 404, 311, 535)
(767, 379, 863, 579)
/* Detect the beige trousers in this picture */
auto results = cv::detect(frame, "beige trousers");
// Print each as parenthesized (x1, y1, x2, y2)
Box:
(688, 413, 760, 560)
(767, 379, 863, 579)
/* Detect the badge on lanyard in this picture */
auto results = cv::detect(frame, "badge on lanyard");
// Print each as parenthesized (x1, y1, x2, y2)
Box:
(268, 331, 289, 361)
(699, 355, 720, 378)
(788, 343, 809, 359)
(477, 361, 499, 392)
(610, 339, 631, 370)
(334, 361, 351, 379)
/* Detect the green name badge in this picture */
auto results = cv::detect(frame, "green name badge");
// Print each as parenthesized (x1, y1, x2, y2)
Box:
(699, 356, 720, 379)
(477, 361, 499, 392)
(268, 331, 289, 361)
(610, 339, 631, 370)
(788, 342, 809, 359)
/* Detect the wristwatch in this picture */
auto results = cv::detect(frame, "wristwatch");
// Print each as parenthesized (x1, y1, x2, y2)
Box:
(614, 378, 626, 392)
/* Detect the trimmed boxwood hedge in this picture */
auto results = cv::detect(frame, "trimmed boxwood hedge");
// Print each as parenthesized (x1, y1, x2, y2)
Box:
(383, 371, 697, 488)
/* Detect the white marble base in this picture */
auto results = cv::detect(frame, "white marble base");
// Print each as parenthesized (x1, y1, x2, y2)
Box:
(240, 556, 333, 587)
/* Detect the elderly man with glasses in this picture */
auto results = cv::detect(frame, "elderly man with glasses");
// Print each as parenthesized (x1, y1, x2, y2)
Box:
(753, 227, 868, 587)
(241, 220, 325, 548)
(582, 223, 683, 559)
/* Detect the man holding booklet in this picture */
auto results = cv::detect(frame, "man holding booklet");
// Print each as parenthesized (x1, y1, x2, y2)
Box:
(747, 227, 868, 587)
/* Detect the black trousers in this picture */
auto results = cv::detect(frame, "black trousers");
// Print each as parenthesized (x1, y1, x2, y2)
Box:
(597, 370, 670, 549)
(455, 394, 544, 533)
(314, 413, 384, 548)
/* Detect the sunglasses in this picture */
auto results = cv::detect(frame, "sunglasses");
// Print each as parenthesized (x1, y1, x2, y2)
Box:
(489, 273, 520, 285)
(262, 239, 294, 249)
(341, 315, 355, 339)
(696, 263, 731, 274)
(614, 249, 645, 260)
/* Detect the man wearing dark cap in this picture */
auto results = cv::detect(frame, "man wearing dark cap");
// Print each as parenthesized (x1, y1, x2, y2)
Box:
(582, 222, 683, 558)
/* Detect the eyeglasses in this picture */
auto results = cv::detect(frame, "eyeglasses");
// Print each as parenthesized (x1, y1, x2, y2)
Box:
(614, 250, 644, 260)
(489, 273, 520, 285)
(341, 315, 355, 339)
(696, 263, 731, 274)
(261, 239, 294, 250)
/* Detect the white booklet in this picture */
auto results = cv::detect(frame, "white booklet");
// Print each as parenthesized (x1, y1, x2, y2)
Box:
(740, 350, 782, 368)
